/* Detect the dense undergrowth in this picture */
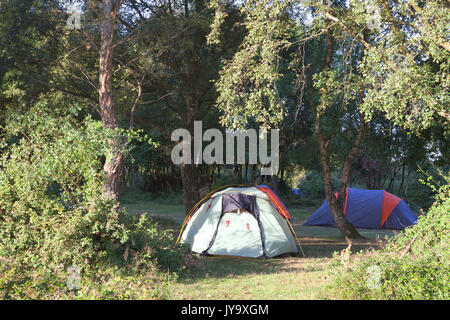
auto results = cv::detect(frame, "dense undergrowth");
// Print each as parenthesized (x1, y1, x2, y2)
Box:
(328, 185, 449, 299)
(0, 106, 187, 299)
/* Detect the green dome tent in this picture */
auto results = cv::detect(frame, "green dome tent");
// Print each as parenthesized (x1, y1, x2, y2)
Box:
(177, 185, 299, 258)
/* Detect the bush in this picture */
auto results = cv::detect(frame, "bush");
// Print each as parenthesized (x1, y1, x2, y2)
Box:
(296, 170, 340, 200)
(0, 105, 186, 299)
(328, 186, 450, 299)
(405, 166, 448, 211)
(281, 190, 323, 207)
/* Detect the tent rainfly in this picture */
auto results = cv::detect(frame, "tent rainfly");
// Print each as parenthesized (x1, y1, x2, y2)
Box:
(303, 188, 418, 230)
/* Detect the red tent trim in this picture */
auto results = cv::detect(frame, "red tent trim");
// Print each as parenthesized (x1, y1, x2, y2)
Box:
(334, 188, 349, 215)
(381, 191, 401, 227)
(256, 186, 292, 220)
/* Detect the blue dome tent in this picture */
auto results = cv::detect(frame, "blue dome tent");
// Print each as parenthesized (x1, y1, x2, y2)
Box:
(303, 188, 418, 230)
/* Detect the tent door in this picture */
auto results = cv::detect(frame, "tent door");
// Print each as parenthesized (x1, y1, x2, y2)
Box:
(205, 210, 265, 258)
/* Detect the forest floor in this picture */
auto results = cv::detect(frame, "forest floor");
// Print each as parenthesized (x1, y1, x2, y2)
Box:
(122, 197, 396, 299)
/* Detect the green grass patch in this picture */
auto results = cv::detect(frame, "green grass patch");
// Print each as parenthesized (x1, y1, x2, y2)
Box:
(288, 206, 316, 221)
(170, 256, 330, 299)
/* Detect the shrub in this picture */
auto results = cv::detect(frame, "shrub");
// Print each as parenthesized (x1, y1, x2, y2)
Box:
(296, 170, 340, 200)
(328, 186, 450, 300)
(405, 165, 448, 211)
(0, 104, 186, 299)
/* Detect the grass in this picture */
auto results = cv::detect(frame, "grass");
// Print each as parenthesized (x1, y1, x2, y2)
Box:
(121, 192, 186, 224)
(287, 206, 316, 221)
(170, 256, 330, 299)
(120, 195, 397, 300)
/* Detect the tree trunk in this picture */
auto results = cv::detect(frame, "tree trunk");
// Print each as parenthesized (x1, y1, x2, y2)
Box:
(397, 162, 406, 195)
(251, 164, 258, 183)
(387, 164, 400, 191)
(180, 99, 201, 213)
(403, 167, 413, 200)
(317, 134, 363, 241)
(333, 111, 366, 241)
(279, 165, 285, 191)
(98, 0, 123, 202)
(180, 163, 200, 213)
(310, 26, 364, 241)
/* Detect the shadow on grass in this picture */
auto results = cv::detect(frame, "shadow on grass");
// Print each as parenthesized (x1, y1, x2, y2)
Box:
(178, 255, 310, 283)
(177, 237, 383, 283)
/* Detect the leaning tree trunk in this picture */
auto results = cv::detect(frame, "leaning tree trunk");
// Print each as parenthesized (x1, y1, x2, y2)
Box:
(316, 125, 363, 241)
(98, 0, 123, 202)
(311, 26, 364, 241)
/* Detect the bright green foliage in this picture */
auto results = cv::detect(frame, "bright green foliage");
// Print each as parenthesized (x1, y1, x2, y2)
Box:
(212, 0, 450, 131)
(358, 4, 449, 131)
(0, 104, 186, 299)
(212, 0, 292, 129)
(315, 0, 450, 132)
(329, 186, 450, 299)
(1, 104, 107, 213)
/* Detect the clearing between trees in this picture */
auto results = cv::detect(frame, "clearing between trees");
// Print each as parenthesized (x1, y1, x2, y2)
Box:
(124, 199, 394, 299)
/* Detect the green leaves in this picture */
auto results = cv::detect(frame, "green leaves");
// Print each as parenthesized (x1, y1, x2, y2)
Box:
(356, 1, 450, 132)
(213, 0, 292, 129)
(0, 102, 187, 299)
(329, 186, 450, 299)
